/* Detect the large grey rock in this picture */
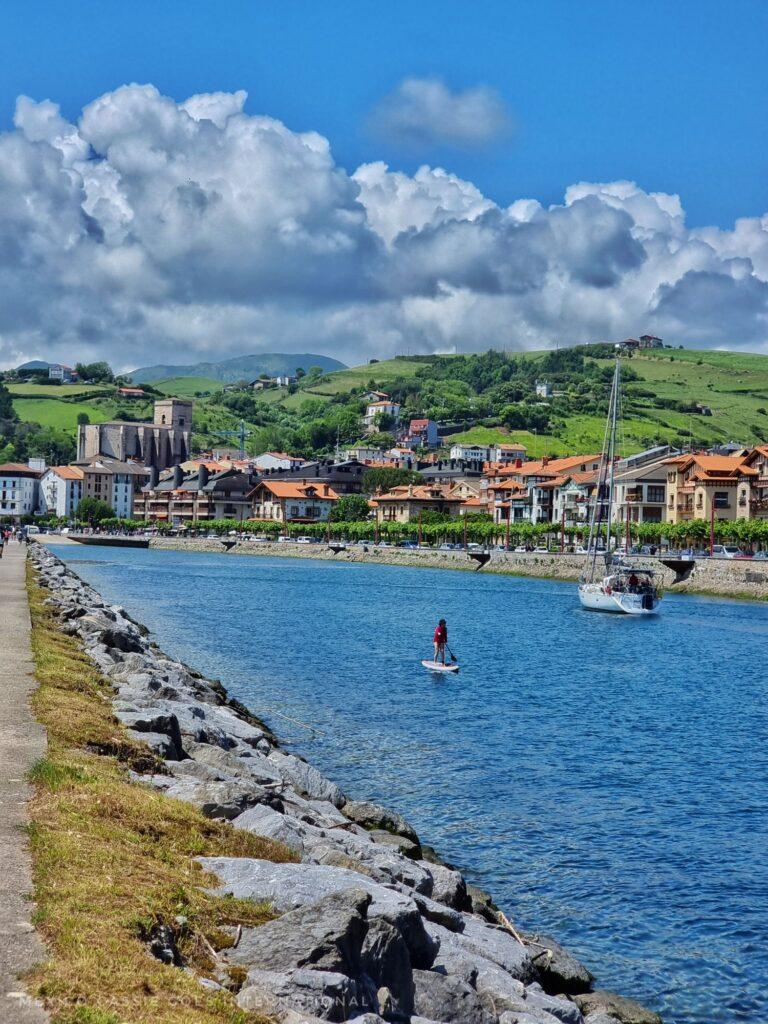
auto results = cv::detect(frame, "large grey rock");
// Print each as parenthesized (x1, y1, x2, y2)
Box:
(427, 920, 526, 1009)
(233, 804, 312, 856)
(499, 1013, 563, 1024)
(236, 966, 370, 1021)
(159, 778, 266, 819)
(572, 992, 661, 1024)
(369, 829, 421, 859)
(457, 915, 536, 982)
(269, 751, 345, 807)
(583, 1015, 622, 1024)
(521, 932, 594, 995)
(199, 858, 437, 968)
(411, 892, 465, 932)
(185, 741, 284, 784)
(226, 888, 370, 976)
(128, 730, 179, 760)
(117, 710, 183, 758)
(360, 917, 413, 1021)
(412, 969, 492, 1024)
(420, 861, 468, 910)
(342, 799, 419, 843)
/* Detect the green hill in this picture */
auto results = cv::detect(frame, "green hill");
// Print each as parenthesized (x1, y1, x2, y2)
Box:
(129, 352, 347, 384)
(6, 345, 768, 465)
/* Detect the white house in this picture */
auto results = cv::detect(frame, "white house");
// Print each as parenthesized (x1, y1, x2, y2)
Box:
(535, 381, 552, 399)
(39, 466, 84, 518)
(48, 363, 75, 383)
(363, 400, 401, 431)
(0, 461, 44, 518)
(449, 443, 491, 462)
(253, 451, 305, 472)
(344, 446, 389, 463)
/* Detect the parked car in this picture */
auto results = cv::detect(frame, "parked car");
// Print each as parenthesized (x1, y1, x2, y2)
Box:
(514, 544, 528, 552)
(533, 545, 549, 553)
(438, 542, 455, 550)
(752, 550, 768, 560)
(711, 544, 747, 559)
(295, 536, 312, 544)
(467, 542, 483, 551)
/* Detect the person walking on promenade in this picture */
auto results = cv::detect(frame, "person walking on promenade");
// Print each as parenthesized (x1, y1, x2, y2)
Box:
(433, 618, 448, 665)
(0, 532, 4, 559)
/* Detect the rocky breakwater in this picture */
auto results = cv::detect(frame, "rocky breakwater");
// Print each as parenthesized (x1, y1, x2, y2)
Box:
(30, 543, 663, 1024)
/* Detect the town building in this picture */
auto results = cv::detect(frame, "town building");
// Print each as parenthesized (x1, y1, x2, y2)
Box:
(48, 364, 76, 383)
(535, 381, 552, 399)
(664, 454, 756, 524)
(0, 461, 44, 518)
(494, 454, 602, 523)
(617, 338, 640, 353)
(490, 442, 528, 464)
(363, 400, 401, 431)
(743, 446, 768, 518)
(552, 471, 599, 527)
(135, 465, 219, 526)
(39, 466, 84, 518)
(117, 387, 147, 399)
(371, 483, 464, 524)
(250, 480, 339, 523)
(364, 390, 390, 403)
(612, 457, 671, 525)
(421, 457, 486, 487)
(264, 459, 369, 495)
(404, 419, 439, 448)
(75, 457, 149, 518)
(77, 398, 192, 471)
(252, 452, 305, 472)
(449, 443, 492, 462)
(343, 445, 389, 463)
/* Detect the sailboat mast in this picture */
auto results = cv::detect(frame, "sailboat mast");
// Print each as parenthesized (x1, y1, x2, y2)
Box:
(604, 357, 621, 554)
(582, 355, 620, 582)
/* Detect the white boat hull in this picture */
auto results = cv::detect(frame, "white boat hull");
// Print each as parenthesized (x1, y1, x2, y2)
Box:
(578, 583, 660, 615)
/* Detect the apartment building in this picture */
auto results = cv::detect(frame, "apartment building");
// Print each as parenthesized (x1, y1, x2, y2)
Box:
(0, 461, 44, 518)
(39, 466, 84, 518)
(664, 454, 755, 523)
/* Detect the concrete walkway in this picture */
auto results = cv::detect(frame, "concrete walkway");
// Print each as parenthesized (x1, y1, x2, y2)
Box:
(0, 542, 49, 1022)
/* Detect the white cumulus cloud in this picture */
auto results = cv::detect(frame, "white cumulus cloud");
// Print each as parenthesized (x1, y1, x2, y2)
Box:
(0, 83, 767, 372)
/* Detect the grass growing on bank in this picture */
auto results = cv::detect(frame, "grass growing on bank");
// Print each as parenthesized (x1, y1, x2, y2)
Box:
(25, 567, 297, 1024)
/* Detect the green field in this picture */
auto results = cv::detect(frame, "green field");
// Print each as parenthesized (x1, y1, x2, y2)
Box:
(7, 382, 113, 398)
(306, 356, 433, 395)
(153, 376, 223, 397)
(11, 398, 117, 431)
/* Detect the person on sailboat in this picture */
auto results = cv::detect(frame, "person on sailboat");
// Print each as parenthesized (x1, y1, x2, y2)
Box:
(433, 619, 448, 665)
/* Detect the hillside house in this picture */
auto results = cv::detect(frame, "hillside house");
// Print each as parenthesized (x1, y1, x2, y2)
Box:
(535, 381, 552, 399)
(449, 443, 492, 462)
(490, 442, 528, 464)
(403, 418, 439, 448)
(363, 400, 401, 431)
(639, 334, 663, 349)
(48, 364, 76, 383)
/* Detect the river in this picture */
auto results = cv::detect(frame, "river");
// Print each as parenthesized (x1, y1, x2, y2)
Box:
(48, 542, 768, 1024)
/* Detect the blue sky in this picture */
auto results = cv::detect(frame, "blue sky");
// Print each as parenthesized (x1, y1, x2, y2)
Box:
(2, 0, 766, 228)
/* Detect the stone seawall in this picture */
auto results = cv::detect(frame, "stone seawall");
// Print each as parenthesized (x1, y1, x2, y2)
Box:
(31, 543, 663, 1024)
(149, 537, 768, 602)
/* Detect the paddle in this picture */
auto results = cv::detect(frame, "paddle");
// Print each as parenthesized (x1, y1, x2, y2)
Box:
(446, 646, 458, 664)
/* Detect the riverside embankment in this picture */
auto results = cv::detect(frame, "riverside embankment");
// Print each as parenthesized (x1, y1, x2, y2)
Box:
(148, 537, 768, 601)
(29, 543, 663, 1024)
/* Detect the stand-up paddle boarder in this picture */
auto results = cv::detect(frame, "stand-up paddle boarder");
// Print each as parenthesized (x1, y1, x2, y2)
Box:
(433, 618, 448, 665)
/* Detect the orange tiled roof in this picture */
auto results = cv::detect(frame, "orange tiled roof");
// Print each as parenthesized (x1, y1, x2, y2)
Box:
(375, 485, 464, 503)
(50, 465, 85, 480)
(255, 480, 340, 500)
(502, 454, 601, 478)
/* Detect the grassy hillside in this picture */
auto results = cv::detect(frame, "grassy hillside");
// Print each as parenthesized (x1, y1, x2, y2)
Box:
(6, 382, 113, 398)
(7, 346, 768, 463)
(129, 351, 346, 384)
(153, 376, 223, 397)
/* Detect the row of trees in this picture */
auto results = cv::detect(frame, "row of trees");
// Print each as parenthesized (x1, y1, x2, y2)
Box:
(65, 512, 768, 549)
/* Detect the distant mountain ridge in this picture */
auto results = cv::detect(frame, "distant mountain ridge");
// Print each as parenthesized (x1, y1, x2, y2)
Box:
(129, 352, 346, 384)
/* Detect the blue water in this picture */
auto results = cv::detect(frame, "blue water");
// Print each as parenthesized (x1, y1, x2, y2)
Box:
(49, 543, 768, 1024)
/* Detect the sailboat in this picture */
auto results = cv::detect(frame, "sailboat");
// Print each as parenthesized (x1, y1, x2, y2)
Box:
(578, 353, 661, 615)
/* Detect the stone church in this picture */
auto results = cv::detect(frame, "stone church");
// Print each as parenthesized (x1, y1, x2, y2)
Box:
(77, 398, 192, 471)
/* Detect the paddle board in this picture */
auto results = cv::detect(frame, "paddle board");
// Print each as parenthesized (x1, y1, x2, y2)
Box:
(421, 660, 459, 673)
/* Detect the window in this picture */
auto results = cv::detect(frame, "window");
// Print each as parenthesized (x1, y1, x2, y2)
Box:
(289, 505, 300, 517)
(714, 492, 730, 509)
(647, 486, 664, 503)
